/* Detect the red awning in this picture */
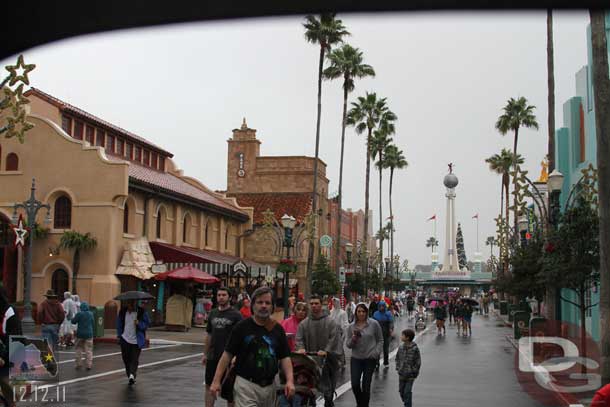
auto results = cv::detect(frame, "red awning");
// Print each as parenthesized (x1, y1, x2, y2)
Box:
(155, 265, 220, 284)
(149, 241, 266, 269)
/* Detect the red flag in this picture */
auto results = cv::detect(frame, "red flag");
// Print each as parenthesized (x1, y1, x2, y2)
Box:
(472, 213, 479, 219)
(427, 214, 436, 221)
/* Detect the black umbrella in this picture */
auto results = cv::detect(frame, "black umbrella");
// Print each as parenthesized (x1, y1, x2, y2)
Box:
(460, 298, 479, 306)
(114, 291, 155, 301)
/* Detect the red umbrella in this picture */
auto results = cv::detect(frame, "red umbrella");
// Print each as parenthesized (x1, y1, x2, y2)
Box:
(155, 265, 220, 284)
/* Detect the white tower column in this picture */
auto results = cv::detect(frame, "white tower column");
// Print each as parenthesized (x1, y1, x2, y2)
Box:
(442, 188, 459, 272)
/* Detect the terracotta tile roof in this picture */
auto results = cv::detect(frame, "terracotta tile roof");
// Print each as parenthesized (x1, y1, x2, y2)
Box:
(128, 162, 248, 220)
(26, 87, 173, 157)
(231, 193, 312, 224)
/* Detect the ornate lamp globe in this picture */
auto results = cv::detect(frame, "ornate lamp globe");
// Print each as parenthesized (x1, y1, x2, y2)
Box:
(443, 173, 459, 188)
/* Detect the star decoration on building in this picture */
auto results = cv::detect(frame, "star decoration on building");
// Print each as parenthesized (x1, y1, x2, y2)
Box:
(3, 84, 30, 114)
(5, 108, 33, 143)
(5, 54, 36, 86)
(10, 214, 28, 248)
(44, 352, 54, 362)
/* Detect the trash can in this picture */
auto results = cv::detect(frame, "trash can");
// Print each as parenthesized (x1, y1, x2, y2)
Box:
(529, 317, 548, 359)
(500, 301, 508, 315)
(508, 304, 519, 322)
(91, 306, 105, 338)
(513, 311, 531, 340)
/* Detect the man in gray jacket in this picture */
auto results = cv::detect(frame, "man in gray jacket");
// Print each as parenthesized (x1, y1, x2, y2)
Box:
(296, 294, 340, 407)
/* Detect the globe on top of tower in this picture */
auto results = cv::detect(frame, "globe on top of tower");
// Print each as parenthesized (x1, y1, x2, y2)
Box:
(444, 164, 459, 188)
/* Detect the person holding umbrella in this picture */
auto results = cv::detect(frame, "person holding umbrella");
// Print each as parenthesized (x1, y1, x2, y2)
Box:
(462, 299, 475, 337)
(115, 292, 152, 385)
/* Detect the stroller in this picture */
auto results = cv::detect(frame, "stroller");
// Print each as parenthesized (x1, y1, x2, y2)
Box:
(278, 352, 324, 407)
(414, 307, 427, 331)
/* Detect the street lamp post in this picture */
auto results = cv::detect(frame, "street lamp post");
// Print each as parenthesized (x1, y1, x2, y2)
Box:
(344, 242, 353, 304)
(12, 178, 51, 334)
(547, 169, 565, 229)
(281, 214, 297, 319)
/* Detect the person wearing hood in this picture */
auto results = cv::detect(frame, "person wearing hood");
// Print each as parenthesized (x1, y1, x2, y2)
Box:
(328, 297, 349, 370)
(373, 301, 394, 367)
(60, 291, 77, 348)
(296, 294, 340, 407)
(71, 302, 94, 370)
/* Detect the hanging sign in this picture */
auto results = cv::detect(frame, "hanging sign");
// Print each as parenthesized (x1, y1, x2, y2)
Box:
(320, 235, 332, 248)
(11, 214, 28, 248)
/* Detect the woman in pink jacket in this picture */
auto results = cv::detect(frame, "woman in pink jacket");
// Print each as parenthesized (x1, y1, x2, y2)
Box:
(281, 302, 308, 351)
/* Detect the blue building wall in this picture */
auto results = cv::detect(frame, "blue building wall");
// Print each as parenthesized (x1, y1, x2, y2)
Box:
(554, 15, 610, 342)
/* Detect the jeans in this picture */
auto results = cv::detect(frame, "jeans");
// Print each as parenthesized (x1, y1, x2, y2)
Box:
(278, 394, 304, 407)
(41, 324, 60, 351)
(320, 353, 338, 406)
(399, 378, 414, 407)
(382, 334, 390, 365)
(350, 358, 376, 407)
(120, 338, 142, 378)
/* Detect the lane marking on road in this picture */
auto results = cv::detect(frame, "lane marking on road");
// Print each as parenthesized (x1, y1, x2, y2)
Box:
(37, 352, 202, 390)
(317, 323, 431, 407)
(55, 343, 180, 365)
(149, 339, 204, 346)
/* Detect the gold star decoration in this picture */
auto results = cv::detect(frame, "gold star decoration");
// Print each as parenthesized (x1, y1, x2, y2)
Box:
(44, 353, 54, 362)
(2, 84, 30, 115)
(5, 108, 34, 143)
(5, 55, 36, 86)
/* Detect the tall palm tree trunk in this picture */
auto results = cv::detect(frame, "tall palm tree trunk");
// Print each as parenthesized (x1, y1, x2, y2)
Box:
(363, 128, 372, 274)
(334, 84, 349, 275)
(389, 168, 395, 278)
(72, 249, 80, 295)
(504, 175, 510, 278)
(547, 9, 556, 172)
(512, 128, 520, 234)
(590, 9, 610, 385)
(378, 154, 384, 276)
(306, 45, 326, 299)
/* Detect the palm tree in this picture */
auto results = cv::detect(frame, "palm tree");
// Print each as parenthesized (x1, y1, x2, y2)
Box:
(425, 237, 439, 254)
(383, 144, 408, 272)
(303, 14, 349, 295)
(372, 126, 393, 275)
(485, 236, 498, 257)
(323, 44, 375, 273)
(547, 10, 555, 172)
(485, 149, 524, 229)
(347, 93, 396, 266)
(495, 96, 539, 231)
(589, 9, 610, 384)
(59, 231, 97, 295)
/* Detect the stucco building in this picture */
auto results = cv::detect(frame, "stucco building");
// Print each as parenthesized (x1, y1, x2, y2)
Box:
(0, 88, 256, 311)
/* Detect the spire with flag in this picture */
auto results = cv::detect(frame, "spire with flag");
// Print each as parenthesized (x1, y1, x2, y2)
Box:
(472, 213, 479, 219)
(427, 214, 436, 221)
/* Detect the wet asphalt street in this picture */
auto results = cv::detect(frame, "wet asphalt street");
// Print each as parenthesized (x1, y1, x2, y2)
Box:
(14, 312, 552, 407)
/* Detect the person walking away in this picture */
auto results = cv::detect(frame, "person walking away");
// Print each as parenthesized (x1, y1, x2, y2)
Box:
(0, 287, 21, 406)
(482, 294, 489, 316)
(71, 302, 94, 370)
(368, 296, 378, 318)
(328, 297, 349, 370)
(116, 299, 150, 385)
(395, 329, 421, 407)
(346, 303, 383, 407)
(239, 298, 252, 319)
(203, 287, 242, 407)
(406, 296, 415, 319)
(372, 302, 394, 367)
(37, 290, 64, 352)
(210, 286, 294, 406)
(463, 302, 474, 336)
(281, 302, 308, 352)
(296, 295, 341, 407)
(447, 299, 456, 325)
(455, 299, 464, 336)
(433, 302, 447, 336)
(60, 292, 77, 348)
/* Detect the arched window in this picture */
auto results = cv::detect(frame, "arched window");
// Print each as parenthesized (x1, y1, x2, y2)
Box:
(51, 268, 69, 295)
(156, 206, 166, 240)
(6, 153, 18, 171)
(123, 204, 130, 234)
(156, 212, 162, 239)
(183, 213, 192, 244)
(54, 196, 71, 229)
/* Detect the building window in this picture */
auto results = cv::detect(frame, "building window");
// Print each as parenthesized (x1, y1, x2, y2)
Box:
(151, 152, 158, 169)
(126, 143, 133, 159)
(143, 150, 150, 166)
(61, 116, 72, 135)
(156, 206, 166, 240)
(183, 214, 192, 244)
(204, 223, 209, 246)
(5, 153, 18, 171)
(86, 126, 95, 144)
(54, 196, 72, 229)
(74, 121, 84, 140)
(96, 130, 105, 147)
(51, 269, 69, 296)
(117, 139, 124, 156)
(134, 146, 141, 162)
(123, 204, 129, 234)
(106, 135, 115, 154)
(225, 226, 229, 250)
(159, 156, 165, 171)
(156, 213, 162, 239)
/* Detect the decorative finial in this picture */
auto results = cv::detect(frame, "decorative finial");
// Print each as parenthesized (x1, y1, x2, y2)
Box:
(241, 117, 248, 130)
(448, 163, 453, 174)
(537, 156, 549, 183)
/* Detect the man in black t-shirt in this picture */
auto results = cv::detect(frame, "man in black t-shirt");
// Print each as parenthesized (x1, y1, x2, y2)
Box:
(202, 287, 242, 407)
(210, 287, 294, 406)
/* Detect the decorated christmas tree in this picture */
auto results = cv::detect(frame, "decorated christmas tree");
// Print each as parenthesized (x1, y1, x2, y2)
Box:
(456, 222, 468, 270)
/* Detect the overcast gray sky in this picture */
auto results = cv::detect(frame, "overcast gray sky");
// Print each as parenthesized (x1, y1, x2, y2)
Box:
(4, 11, 591, 266)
